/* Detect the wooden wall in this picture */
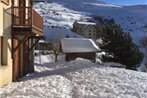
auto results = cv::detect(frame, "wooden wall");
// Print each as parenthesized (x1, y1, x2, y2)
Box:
(65, 52, 96, 62)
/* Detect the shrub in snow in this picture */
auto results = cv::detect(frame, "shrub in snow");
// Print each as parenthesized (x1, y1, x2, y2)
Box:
(99, 18, 143, 70)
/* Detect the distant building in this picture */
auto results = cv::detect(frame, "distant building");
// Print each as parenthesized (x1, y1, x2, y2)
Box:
(61, 38, 100, 62)
(35, 40, 53, 50)
(73, 21, 97, 40)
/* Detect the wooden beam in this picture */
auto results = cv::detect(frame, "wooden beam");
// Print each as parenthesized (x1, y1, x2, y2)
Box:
(13, 35, 29, 55)
(29, 36, 44, 39)
(29, 37, 41, 51)
(33, 0, 45, 2)
(0, 36, 3, 65)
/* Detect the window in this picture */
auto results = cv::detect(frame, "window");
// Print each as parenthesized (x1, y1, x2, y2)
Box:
(1, 0, 9, 5)
(93, 29, 96, 32)
(89, 33, 91, 38)
(0, 36, 3, 65)
(94, 33, 96, 39)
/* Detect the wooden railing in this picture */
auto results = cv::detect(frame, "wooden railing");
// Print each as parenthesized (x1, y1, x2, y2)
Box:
(12, 6, 32, 27)
(32, 9, 43, 31)
(12, 6, 43, 34)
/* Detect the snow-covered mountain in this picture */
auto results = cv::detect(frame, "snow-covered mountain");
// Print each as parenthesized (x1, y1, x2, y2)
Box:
(34, 0, 147, 71)
(34, 0, 147, 45)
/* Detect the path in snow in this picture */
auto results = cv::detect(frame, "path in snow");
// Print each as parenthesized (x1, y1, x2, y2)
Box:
(0, 56, 147, 98)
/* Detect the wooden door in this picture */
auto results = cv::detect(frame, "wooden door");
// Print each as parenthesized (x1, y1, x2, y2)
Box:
(12, 38, 21, 81)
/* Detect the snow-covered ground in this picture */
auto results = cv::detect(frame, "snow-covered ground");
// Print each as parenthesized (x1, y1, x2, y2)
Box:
(44, 27, 82, 42)
(1, 1, 147, 97)
(0, 55, 147, 98)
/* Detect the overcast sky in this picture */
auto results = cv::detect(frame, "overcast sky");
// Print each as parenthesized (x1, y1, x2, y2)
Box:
(98, 0, 147, 6)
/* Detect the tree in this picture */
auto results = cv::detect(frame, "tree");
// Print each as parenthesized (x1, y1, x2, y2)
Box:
(51, 40, 60, 62)
(141, 36, 147, 69)
(100, 19, 143, 70)
(51, 29, 64, 62)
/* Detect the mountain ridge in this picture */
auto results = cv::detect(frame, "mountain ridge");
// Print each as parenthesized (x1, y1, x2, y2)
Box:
(35, 0, 147, 45)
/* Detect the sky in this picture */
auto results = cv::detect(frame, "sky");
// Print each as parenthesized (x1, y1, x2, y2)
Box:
(98, 0, 147, 6)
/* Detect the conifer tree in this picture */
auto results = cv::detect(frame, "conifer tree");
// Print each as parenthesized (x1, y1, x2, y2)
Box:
(100, 19, 143, 70)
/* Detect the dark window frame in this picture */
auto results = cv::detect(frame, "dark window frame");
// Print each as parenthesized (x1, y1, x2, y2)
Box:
(0, 36, 3, 65)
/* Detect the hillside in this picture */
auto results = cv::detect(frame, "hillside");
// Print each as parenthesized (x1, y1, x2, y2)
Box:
(33, 0, 147, 71)
(34, 0, 147, 45)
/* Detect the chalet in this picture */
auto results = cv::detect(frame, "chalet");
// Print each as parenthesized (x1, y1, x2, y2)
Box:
(11, 0, 44, 81)
(0, 0, 13, 87)
(0, 0, 44, 87)
(35, 41, 53, 52)
(61, 38, 100, 62)
(73, 21, 97, 40)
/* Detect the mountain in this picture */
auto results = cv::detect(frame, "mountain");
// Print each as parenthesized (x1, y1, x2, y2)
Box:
(34, 0, 147, 71)
(34, 0, 147, 45)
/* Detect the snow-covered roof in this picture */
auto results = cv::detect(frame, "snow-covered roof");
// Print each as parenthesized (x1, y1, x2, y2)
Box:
(76, 21, 96, 25)
(61, 38, 100, 53)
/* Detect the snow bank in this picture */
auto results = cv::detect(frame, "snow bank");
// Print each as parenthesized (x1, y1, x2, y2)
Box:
(1, 58, 147, 98)
(0, 76, 72, 98)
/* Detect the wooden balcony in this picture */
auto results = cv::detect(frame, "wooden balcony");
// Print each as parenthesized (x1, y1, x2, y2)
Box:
(12, 6, 43, 35)
(32, 9, 44, 35)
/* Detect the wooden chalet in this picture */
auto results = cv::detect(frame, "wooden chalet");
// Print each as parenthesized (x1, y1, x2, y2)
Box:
(11, 0, 44, 81)
(61, 38, 100, 62)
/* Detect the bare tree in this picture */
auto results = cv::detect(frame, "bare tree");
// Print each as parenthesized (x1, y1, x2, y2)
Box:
(52, 41, 60, 62)
(51, 29, 64, 62)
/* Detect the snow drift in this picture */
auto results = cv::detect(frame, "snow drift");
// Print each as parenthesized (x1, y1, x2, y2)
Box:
(0, 57, 147, 98)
